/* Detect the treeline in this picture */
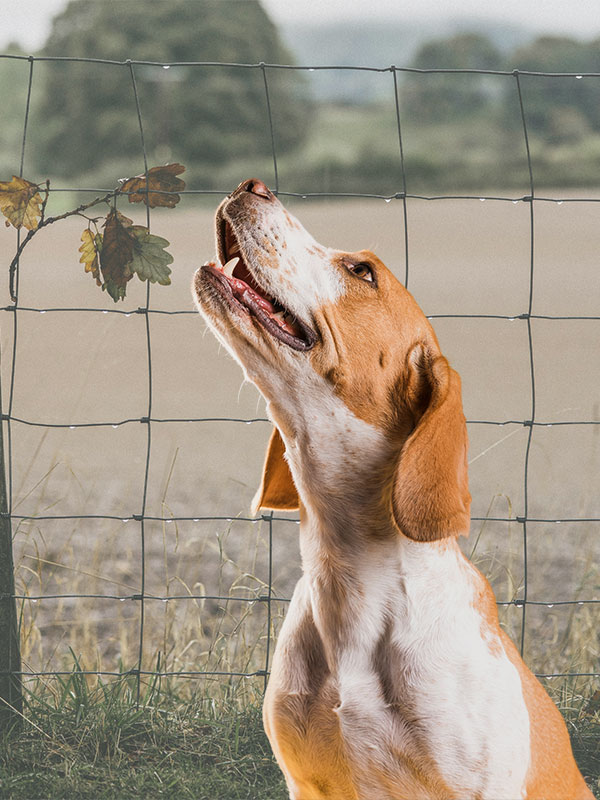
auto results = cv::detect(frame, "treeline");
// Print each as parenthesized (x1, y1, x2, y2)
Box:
(404, 33, 600, 144)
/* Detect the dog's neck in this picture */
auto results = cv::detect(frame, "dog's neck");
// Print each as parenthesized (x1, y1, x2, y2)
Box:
(270, 381, 397, 531)
(296, 497, 466, 665)
(273, 399, 463, 644)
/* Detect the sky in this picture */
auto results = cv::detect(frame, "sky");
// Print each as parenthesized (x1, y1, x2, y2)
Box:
(263, 0, 600, 33)
(1, 0, 599, 51)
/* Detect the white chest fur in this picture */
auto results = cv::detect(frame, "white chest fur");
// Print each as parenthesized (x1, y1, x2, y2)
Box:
(273, 534, 531, 799)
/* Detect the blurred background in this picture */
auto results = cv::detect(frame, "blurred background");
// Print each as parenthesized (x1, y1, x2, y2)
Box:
(2, 0, 600, 192)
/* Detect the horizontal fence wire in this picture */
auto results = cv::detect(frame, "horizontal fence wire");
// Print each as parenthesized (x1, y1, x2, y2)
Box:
(0, 54, 599, 689)
(2, 53, 600, 78)
(6, 187, 600, 203)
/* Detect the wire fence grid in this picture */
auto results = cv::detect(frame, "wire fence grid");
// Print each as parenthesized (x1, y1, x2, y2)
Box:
(0, 54, 599, 706)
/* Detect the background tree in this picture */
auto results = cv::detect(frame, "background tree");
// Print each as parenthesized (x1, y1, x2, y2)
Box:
(402, 33, 504, 122)
(32, 0, 310, 179)
(510, 36, 600, 142)
(0, 42, 31, 177)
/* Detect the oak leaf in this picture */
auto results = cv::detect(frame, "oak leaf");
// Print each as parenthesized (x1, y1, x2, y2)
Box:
(129, 226, 173, 285)
(100, 209, 135, 302)
(79, 229, 103, 286)
(121, 163, 186, 208)
(0, 175, 43, 230)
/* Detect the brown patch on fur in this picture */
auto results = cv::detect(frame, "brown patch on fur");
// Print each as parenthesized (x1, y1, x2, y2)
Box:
(265, 610, 360, 800)
(392, 354, 471, 542)
(311, 776, 331, 795)
(309, 258, 470, 542)
(279, 275, 295, 292)
(253, 427, 299, 513)
(283, 209, 301, 230)
(472, 573, 504, 657)
(324, 366, 340, 385)
(310, 252, 434, 433)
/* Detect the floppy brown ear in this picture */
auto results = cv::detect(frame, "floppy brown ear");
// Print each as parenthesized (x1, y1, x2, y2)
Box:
(392, 346, 471, 542)
(251, 427, 299, 514)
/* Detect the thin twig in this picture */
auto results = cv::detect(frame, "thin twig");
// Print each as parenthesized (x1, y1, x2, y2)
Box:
(8, 187, 117, 302)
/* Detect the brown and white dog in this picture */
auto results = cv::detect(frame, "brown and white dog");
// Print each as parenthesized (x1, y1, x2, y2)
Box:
(193, 179, 592, 800)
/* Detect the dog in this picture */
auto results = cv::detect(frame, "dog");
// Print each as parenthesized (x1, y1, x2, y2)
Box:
(193, 179, 593, 800)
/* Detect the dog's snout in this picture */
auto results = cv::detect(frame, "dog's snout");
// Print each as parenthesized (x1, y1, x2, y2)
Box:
(243, 178, 273, 200)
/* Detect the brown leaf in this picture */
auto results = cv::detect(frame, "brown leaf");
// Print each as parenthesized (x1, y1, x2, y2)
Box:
(79, 229, 103, 286)
(0, 175, 43, 230)
(100, 209, 135, 302)
(120, 163, 186, 208)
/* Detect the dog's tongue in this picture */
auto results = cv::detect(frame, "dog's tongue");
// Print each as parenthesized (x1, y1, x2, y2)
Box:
(228, 276, 300, 337)
(230, 276, 275, 314)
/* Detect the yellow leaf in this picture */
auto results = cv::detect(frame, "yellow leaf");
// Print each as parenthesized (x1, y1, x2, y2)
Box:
(79, 229, 102, 286)
(0, 175, 43, 230)
(120, 163, 186, 208)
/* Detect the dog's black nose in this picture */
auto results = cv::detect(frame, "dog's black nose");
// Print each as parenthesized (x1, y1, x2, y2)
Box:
(242, 178, 273, 199)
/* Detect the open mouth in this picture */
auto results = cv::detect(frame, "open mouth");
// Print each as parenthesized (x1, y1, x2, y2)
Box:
(203, 216, 316, 352)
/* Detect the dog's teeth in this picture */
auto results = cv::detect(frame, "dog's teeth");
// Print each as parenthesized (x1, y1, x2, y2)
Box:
(222, 256, 239, 277)
(272, 311, 286, 321)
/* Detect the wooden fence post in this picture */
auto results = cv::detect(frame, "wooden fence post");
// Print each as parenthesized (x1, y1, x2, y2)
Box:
(0, 410, 22, 729)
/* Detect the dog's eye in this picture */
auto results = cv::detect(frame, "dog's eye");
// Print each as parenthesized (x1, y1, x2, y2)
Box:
(347, 262, 374, 282)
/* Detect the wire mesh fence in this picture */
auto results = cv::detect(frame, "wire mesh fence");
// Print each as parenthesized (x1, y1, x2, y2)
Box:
(0, 54, 599, 709)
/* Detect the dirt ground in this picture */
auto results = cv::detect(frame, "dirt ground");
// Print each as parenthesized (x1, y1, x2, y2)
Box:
(0, 193, 598, 680)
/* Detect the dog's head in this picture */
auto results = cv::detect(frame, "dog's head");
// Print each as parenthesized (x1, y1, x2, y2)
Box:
(193, 179, 470, 542)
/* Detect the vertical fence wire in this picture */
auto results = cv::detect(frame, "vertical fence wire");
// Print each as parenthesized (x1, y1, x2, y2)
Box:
(261, 63, 280, 195)
(126, 59, 153, 704)
(0, 55, 598, 692)
(0, 55, 36, 721)
(263, 511, 274, 693)
(259, 64, 278, 691)
(514, 70, 537, 657)
(391, 66, 410, 289)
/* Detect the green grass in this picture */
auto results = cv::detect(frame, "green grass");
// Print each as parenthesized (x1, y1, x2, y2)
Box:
(0, 672, 287, 800)
(0, 669, 598, 799)
(551, 681, 600, 796)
